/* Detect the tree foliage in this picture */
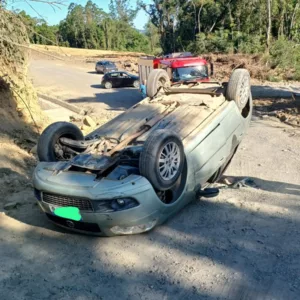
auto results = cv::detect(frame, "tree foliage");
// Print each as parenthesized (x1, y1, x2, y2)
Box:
(16, 0, 151, 52)
(139, 0, 300, 55)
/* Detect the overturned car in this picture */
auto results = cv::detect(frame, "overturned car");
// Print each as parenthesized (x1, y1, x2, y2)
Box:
(33, 68, 252, 236)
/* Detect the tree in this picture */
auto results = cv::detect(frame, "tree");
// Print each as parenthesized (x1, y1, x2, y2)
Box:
(266, 0, 272, 51)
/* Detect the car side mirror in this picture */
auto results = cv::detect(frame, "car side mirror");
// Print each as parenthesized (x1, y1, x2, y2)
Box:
(198, 188, 219, 198)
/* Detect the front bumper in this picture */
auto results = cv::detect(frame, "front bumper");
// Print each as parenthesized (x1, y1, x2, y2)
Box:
(33, 163, 170, 236)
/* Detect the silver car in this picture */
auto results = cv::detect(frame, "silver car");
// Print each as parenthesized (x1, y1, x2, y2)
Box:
(95, 60, 118, 74)
(33, 69, 252, 236)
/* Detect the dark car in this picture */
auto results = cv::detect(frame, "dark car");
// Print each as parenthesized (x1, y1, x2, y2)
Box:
(95, 61, 118, 74)
(101, 71, 140, 89)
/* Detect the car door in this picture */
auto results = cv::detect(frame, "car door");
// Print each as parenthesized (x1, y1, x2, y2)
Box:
(190, 103, 243, 184)
(110, 72, 122, 87)
(121, 73, 132, 86)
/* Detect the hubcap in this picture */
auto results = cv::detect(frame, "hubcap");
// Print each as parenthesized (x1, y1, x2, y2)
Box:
(159, 142, 180, 181)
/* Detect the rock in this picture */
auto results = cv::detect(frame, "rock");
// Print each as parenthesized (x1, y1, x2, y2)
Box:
(30, 145, 37, 154)
(79, 109, 88, 116)
(289, 119, 298, 125)
(4, 201, 19, 210)
(80, 125, 90, 132)
(83, 116, 97, 127)
(280, 115, 287, 122)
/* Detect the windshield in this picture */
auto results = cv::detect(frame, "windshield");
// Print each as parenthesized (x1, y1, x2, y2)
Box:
(104, 62, 116, 67)
(172, 65, 208, 81)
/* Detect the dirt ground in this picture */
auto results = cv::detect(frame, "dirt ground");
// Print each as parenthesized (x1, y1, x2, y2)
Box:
(1, 47, 300, 299)
(1, 116, 300, 300)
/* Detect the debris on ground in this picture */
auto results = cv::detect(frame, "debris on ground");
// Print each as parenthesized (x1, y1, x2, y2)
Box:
(254, 97, 300, 126)
(83, 115, 97, 127)
(217, 176, 259, 189)
(4, 202, 19, 210)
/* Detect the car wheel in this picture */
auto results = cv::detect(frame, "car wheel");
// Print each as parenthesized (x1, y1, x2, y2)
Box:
(146, 69, 171, 98)
(104, 81, 113, 89)
(226, 68, 251, 111)
(37, 122, 84, 162)
(139, 129, 185, 191)
(133, 80, 140, 88)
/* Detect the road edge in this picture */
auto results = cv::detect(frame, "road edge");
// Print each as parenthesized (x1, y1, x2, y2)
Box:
(37, 93, 87, 115)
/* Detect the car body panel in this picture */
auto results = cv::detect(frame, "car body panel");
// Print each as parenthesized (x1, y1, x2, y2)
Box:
(33, 81, 252, 236)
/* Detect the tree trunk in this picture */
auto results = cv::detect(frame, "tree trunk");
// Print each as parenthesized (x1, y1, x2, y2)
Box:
(290, 2, 300, 39)
(197, 3, 204, 34)
(266, 0, 272, 52)
(190, 0, 197, 40)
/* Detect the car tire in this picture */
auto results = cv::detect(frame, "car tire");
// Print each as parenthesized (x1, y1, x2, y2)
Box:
(37, 122, 84, 162)
(226, 68, 250, 111)
(133, 80, 140, 88)
(104, 81, 113, 89)
(139, 129, 185, 191)
(146, 69, 171, 98)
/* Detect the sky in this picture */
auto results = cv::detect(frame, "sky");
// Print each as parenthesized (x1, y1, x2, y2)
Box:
(7, 0, 151, 30)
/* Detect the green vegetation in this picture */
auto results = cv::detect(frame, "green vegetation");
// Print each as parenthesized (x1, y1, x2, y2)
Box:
(138, 0, 300, 79)
(16, 0, 153, 53)
(8, 0, 300, 79)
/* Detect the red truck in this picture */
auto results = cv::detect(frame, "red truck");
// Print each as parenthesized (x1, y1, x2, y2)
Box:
(138, 53, 213, 92)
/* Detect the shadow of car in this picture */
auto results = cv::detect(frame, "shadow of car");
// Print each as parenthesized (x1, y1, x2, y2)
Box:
(101, 71, 140, 89)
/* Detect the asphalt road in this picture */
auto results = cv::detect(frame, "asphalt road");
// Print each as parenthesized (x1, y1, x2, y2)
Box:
(29, 59, 142, 116)
(29, 59, 300, 108)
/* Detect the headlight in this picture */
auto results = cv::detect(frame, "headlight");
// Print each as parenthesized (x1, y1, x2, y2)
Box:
(110, 219, 157, 235)
(92, 198, 139, 213)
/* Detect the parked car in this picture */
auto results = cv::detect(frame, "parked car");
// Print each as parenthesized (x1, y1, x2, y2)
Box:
(101, 71, 140, 89)
(95, 61, 118, 74)
(33, 68, 252, 237)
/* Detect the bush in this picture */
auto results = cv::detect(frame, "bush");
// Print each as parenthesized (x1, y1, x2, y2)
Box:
(269, 38, 300, 80)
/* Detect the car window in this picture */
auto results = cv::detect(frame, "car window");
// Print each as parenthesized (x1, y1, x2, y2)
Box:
(109, 73, 119, 78)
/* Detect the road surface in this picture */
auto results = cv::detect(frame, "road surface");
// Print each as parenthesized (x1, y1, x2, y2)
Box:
(1, 58, 299, 299)
(1, 116, 300, 299)
(29, 59, 300, 115)
(29, 59, 142, 116)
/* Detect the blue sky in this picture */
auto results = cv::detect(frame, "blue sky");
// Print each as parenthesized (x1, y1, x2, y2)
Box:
(8, 0, 151, 30)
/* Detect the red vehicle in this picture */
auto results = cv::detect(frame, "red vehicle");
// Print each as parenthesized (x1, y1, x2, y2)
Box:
(138, 54, 213, 88)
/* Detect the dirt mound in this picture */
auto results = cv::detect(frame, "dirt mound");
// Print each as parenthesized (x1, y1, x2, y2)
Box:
(203, 54, 270, 82)
(0, 9, 46, 136)
(0, 9, 48, 209)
